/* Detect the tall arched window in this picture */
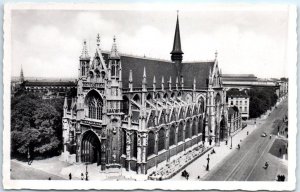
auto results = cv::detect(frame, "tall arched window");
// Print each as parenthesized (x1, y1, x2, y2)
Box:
(147, 131, 155, 156)
(122, 96, 129, 115)
(81, 63, 85, 76)
(122, 129, 126, 155)
(198, 97, 205, 113)
(158, 128, 165, 151)
(185, 120, 190, 139)
(178, 122, 183, 142)
(198, 116, 203, 134)
(169, 125, 176, 146)
(192, 119, 197, 136)
(133, 132, 137, 158)
(86, 91, 103, 120)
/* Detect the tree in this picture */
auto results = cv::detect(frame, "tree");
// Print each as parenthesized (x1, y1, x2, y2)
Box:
(248, 87, 278, 119)
(11, 93, 62, 159)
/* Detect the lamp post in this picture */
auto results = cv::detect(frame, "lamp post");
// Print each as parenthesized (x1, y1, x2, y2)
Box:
(27, 146, 31, 165)
(85, 163, 89, 181)
(206, 154, 210, 171)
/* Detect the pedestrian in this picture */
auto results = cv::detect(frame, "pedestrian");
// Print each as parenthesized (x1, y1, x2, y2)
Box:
(197, 176, 200, 180)
(48, 177, 51, 180)
(69, 173, 72, 180)
(279, 148, 282, 156)
(85, 172, 89, 181)
(282, 175, 285, 181)
(81, 173, 84, 180)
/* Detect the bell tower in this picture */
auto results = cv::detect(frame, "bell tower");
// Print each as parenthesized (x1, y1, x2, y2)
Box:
(171, 11, 184, 76)
(79, 40, 90, 79)
(105, 36, 123, 167)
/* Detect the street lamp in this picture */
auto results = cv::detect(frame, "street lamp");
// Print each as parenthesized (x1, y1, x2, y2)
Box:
(85, 163, 89, 181)
(206, 154, 210, 171)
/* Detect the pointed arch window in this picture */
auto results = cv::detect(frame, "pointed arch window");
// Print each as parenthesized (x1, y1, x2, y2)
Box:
(158, 128, 165, 151)
(178, 122, 183, 142)
(147, 131, 155, 156)
(169, 125, 176, 146)
(81, 62, 86, 76)
(185, 120, 190, 139)
(88, 96, 103, 120)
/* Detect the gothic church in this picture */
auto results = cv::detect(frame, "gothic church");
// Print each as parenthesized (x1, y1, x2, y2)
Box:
(62, 14, 227, 174)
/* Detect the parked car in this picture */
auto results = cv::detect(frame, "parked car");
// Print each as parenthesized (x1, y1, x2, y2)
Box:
(261, 132, 267, 137)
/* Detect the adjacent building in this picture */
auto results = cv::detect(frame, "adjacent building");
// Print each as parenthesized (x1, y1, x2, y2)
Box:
(227, 89, 249, 120)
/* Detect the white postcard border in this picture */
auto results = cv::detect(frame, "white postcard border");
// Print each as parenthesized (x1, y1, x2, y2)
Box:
(2, 3, 297, 190)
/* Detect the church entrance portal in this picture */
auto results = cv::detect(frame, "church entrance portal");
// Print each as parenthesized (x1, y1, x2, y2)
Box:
(81, 131, 101, 165)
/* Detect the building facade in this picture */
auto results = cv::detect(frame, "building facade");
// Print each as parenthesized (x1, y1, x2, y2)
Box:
(227, 106, 242, 136)
(61, 15, 227, 174)
(227, 89, 249, 120)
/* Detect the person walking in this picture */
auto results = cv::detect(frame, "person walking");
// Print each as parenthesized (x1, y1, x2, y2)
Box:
(81, 173, 84, 180)
(69, 173, 72, 180)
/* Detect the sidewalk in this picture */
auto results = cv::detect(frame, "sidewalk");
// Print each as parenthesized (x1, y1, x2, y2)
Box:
(170, 97, 285, 181)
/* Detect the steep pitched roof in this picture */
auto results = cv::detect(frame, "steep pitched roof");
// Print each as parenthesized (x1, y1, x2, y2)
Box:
(102, 52, 213, 89)
(181, 62, 214, 89)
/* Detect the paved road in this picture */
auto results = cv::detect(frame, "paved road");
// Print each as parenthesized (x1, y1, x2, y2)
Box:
(204, 98, 288, 181)
(11, 160, 65, 180)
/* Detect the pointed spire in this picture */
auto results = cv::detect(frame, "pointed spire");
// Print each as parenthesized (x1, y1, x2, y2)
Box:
(80, 40, 90, 60)
(129, 70, 133, 92)
(215, 50, 218, 60)
(142, 67, 147, 87)
(109, 35, 120, 59)
(20, 64, 24, 83)
(161, 76, 165, 91)
(169, 76, 172, 91)
(96, 33, 100, 47)
(129, 70, 133, 83)
(63, 96, 68, 109)
(153, 76, 156, 91)
(181, 76, 184, 89)
(171, 11, 184, 62)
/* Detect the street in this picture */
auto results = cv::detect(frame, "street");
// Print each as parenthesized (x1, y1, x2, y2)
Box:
(11, 160, 65, 180)
(203, 98, 288, 181)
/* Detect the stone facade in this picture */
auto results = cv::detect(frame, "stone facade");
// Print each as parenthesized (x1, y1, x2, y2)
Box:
(61, 15, 227, 174)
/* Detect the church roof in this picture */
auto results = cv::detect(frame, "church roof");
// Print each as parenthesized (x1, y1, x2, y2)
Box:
(181, 62, 214, 89)
(102, 52, 214, 89)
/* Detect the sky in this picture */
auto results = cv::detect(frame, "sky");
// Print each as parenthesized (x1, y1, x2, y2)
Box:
(10, 5, 291, 79)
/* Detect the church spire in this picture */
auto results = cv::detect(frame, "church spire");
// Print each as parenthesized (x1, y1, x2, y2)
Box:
(80, 40, 90, 60)
(20, 65, 24, 83)
(171, 11, 183, 62)
(109, 35, 120, 59)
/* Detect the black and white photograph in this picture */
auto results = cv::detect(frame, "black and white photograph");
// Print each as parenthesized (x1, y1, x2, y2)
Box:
(3, 3, 297, 190)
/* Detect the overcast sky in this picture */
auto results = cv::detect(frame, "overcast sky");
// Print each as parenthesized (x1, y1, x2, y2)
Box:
(11, 6, 290, 79)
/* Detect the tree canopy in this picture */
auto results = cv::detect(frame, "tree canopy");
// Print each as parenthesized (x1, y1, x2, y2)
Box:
(11, 93, 64, 159)
(248, 87, 278, 118)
